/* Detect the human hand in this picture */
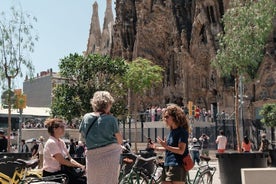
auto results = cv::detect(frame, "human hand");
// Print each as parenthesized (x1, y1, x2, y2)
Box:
(156, 136, 167, 149)
(80, 165, 86, 172)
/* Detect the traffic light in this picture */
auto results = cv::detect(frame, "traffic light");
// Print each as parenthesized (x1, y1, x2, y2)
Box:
(14, 89, 27, 109)
(188, 101, 193, 116)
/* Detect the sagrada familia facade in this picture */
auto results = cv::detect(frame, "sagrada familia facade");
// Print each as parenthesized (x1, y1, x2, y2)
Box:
(85, 0, 276, 136)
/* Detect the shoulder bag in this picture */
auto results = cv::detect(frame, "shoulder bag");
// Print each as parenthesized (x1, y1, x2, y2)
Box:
(183, 154, 194, 171)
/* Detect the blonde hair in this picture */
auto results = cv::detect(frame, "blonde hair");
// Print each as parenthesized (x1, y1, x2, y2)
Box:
(90, 91, 114, 112)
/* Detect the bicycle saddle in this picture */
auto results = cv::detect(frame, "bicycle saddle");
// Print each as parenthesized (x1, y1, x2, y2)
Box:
(16, 158, 38, 169)
(200, 155, 211, 162)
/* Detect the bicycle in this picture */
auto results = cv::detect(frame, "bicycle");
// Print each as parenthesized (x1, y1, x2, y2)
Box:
(186, 155, 216, 184)
(119, 152, 161, 184)
(0, 158, 68, 184)
(119, 152, 216, 184)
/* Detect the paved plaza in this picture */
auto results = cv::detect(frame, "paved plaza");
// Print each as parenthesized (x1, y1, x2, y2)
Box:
(189, 155, 221, 184)
(187, 149, 221, 184)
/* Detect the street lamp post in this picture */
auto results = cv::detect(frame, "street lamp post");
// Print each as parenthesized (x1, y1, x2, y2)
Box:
(18, 108, 23, 152)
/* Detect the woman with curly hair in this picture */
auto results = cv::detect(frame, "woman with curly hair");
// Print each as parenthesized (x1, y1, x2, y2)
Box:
(154, 104, 190, 184)
(79, 91, 123, 184)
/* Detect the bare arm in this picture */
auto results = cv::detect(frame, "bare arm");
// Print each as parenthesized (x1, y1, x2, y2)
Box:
(115, 132, 123, 145)
(156, 136, 186, 155)
(54, 153, 85, 170)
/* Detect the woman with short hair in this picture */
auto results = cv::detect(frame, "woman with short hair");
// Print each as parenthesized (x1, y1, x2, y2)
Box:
(79, 91, 123, 184)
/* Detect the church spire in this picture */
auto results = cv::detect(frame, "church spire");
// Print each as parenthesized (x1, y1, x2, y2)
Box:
(100, 0, 114, 55)
(103, 0, 114, 30)
(85, 1, 101, 55)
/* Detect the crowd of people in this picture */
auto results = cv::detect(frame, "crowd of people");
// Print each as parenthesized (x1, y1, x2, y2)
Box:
(0, 90, 274, 184)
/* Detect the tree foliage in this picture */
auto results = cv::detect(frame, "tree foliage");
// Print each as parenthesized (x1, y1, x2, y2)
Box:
(212, 0, 276, 78)
(211, 0, 276, 152)
(260, 103, 276, 128)
(51, 54, 128, 121)
(123, 57, 164, 94)
(0, 6, 38, 84)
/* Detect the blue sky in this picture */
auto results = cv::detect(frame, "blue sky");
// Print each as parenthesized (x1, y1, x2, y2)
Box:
(0, 0, 115, 89)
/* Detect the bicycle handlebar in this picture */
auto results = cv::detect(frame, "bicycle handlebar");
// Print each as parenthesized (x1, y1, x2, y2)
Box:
(121, 145, 157, 162)
(133, 154, 157, 162)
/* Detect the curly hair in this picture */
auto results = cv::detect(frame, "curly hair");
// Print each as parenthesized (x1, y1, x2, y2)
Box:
(162, 104, 189, 131)
(90, 91, 114, 112)
(44, 118, 64, 136)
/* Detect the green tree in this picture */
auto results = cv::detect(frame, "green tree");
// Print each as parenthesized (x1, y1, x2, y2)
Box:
(260, 103, 276, 149)
(123, 57, 164, 152)
(212, 0, 276, 152)
(51, 53, 128, 123)
(0, 6, 38, 152)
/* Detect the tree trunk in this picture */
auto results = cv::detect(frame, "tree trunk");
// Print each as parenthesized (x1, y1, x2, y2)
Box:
(235, 75, 241, 152)
(133, 93, 138, 153)
(7, 77, 12, 152)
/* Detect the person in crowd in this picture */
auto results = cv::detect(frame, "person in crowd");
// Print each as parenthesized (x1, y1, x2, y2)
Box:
(76, 141, 85, 158)
(153, 104, 189, 184)
(241, 136, 251, 152)
(195, 106, 200, 121)
(199, 133, 210, 156)
(151, 106, 156, 122)
(20, 139, 29, 153)
(38, 136, 45, 168)
(43, 118, 86, 184)
(0, 129, 7, 152)
(31, 139, 39, 158)
(259, 133, 271, 166)
(68, 139, 76, 158)
(79, 91, 123, 184)
(190, 137, 201, 165)
(216, 130, 227, 153)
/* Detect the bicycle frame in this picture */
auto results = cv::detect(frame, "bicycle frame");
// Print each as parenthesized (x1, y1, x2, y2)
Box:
(0, 167, 24, 184)
(186, 164, 216, 184)
(119, 153, 158, 184)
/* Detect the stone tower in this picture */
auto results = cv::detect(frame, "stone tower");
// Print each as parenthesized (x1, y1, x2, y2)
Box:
(85, 2, 101, 55)
(100, 0, 114, 55)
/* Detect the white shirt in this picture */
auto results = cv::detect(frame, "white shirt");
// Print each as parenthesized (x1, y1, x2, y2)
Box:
(216, 135, 227, 149)
(43, 136, 68, 172)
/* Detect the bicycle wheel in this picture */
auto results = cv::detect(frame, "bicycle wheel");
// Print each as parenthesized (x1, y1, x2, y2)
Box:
(194, 170, 212, 184)
(119, 172, 149, 184)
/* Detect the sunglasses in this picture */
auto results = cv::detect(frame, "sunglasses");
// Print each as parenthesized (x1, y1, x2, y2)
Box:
(54, 124, 65, 129)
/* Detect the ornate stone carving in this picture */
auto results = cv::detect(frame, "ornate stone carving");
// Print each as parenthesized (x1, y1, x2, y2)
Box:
(87, 0, 276, 120)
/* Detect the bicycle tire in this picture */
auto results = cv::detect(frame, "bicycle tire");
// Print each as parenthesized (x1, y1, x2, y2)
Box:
(119, 171, 149, 184)
(194, 170, 213, 184)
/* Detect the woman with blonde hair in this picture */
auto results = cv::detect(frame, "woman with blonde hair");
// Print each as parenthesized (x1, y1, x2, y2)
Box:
(154, 104, 190, 184)
(79, 91, 123, 184)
